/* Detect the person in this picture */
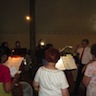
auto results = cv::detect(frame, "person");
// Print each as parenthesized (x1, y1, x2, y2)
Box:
(35, 39, 45, 67)
(33, 48, 69, 96)
(42, 43, 53, 65)
(15, 41, 21, 49)
(0, 46, 20, 96)
(1, 41, 9, 48)
(1, 41, 11, 54)
(45, 43, 53, 50)
(82, 43, 96, 96)
(73, 39, 92, 95)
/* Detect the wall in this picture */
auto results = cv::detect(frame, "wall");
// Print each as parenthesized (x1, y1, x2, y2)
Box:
(0, 33, 30, 49)
(35, 0, 96, 49)
(0, 0, 96, 49)
(36, 33, 96, 50)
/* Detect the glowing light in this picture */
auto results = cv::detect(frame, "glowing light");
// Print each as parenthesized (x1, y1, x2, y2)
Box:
(26, 16, 30, 20)
(12, 49, 15, 52)
(40, 41, 45, 46)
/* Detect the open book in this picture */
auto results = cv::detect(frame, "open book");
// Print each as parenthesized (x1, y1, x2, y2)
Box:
(4, 56, 24, 77)
(56, 54, 77, 70)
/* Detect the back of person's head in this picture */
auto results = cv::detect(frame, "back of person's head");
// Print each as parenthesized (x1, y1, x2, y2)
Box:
(91, 43, 96, 58)
(0, 46, 11, 63)
(45, 48, 60, 63)
(45, 43, 53, 50)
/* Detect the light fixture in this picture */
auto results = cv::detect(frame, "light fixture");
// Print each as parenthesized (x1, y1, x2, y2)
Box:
(40, 41, 45, 46)
(26, 16, 30, 21)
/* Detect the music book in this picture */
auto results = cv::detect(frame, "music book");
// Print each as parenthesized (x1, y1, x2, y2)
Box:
(4, 56, 24, 77)
(56, 54, 77, 70)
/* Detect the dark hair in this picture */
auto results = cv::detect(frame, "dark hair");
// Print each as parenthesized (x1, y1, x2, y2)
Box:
(45, 48, 60, 63)
(0, 46, 11, 58)
(15, 41, 20, 44)
(81, 39, 89, 44)
(91, 43, 96, 57)
(1, 42, 8, 47)
(45, 43, 53, 50)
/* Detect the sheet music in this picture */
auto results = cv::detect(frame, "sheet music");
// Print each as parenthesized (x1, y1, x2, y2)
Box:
(56, 54, 77, 70)
(4, 56, 24, 77)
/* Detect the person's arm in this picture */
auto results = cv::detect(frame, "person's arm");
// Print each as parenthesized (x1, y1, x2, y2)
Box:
(82, 60, 94, 73)
(3, 82, 11, 93)
(33, 67, 41, 92)
(60, 71, 69, 96)
(61, 88, 69, 96)
(33, 80, 39, 92)
(82, 65, 87, 73)
(82, 60, 94, 87)
(82, 75, 91, 87)
(3, 67, 12, 93)
(33, 80, 39, 96)
(3, 73, 19, 93)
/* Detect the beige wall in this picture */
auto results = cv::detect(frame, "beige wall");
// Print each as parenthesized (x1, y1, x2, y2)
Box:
(0, 33, 96, 50)
(0, 33, 30, 49)
(35, 0, 96, 49)
(0, 0, 96, 49)
(36, 33, 96, 50)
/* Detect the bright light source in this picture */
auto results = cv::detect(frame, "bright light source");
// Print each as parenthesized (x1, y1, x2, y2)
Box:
(40, 41, 45, 46)
(26, 16, 30, 20)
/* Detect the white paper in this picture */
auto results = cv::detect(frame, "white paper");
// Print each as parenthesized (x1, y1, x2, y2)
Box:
(56, 55, 77, 70)
(10, 66, 18, 77)
(4, 56, 24, 77)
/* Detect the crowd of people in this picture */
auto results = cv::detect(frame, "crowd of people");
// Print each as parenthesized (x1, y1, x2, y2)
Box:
(73, 39, 92, 96)
(0, 45, 21, 96)
(0, 39, 96, 96)
(33, 48, 69, 96)
(0, 41, 29, 96)
(34, 39, 96, 96)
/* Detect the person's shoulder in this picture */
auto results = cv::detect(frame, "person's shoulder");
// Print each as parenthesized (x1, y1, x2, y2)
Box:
(86, 46, 91, 49)
(38, 66, 43, 69)
(37, 66, 44, 72)
(87, 61, 96, 68)
(55, 70, 64, 74)
(38, 66, 48, 71)
(77, 47, 82, 51)
(0, 64, 9, 71)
